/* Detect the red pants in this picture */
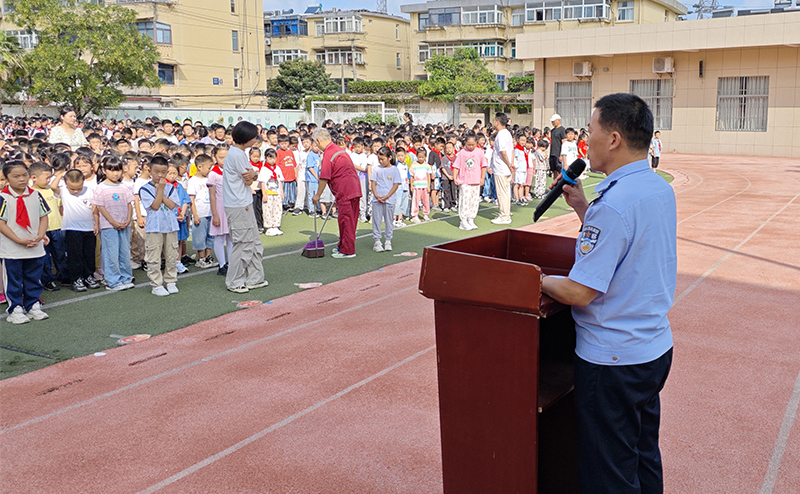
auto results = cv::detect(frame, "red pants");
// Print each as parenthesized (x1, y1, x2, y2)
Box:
(336, 197, 360, 255)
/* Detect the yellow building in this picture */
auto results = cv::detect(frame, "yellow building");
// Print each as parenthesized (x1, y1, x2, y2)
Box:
(264, 9, 412, 91)
(401, 0, 688, 87)
(516, 9, 800, 158)
(108, 0, 266, 109)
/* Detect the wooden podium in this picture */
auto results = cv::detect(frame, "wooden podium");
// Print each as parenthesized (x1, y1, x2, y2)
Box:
(419, 229, 580, 494)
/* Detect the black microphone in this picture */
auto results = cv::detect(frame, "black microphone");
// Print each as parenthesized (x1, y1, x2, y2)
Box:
(533, 159, 587, 222)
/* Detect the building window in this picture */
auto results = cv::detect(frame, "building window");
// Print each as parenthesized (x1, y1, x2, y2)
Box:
(511, 41, 516, 59)
(232, 30, 239, 51)
(525, 1, 562, 21)
(562, 0, 611, 20)
(418, 13, 430, 30)
(316, 21, 324, 36)
(630, 79, 673, 130)
(4, 30, 38, 50)
(555, 81, 592, 128)
(462, 5, 504, 25)
(271, 49, 308, 65)
(617, 1, 634, 21)
(512, 8, 525, 26)
(496, 75, 506, 91)
(317, 49, 364, 65)
(665, 9, 669, 21)
(428, 41, 504, 58)
(323, 16, 363, 34)
(136, 22, 172, 45)
(396, 24, 399, 39)
(157, 63, 175, 85)
(233, 69, 240, 88)
(396, 53, 401, 68)
(230, 0, 235, 13)
(272, 19, 308, 37)
(418, 44, 429, 62)
(422, 7, 460, 28)
(716, 76, 769, 132)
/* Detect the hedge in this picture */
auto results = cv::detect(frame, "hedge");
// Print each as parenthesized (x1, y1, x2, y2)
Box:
(347, 80, 424, 94)
(507, 76, 535, 93)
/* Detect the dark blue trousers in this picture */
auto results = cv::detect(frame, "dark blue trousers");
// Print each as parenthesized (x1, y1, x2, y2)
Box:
(4, 256, 45, 313)
(574, 348, 673, 494)
(42, 229, 67, 284)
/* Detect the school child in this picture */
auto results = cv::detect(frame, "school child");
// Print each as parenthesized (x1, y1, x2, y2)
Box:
(578, 130, 590, 178)
(56, 169, 99, 291)
(138, 156, 180, 296)
(452, 134, 488, 231)
(649, 130, 662, 172)
(410, 147, 432, 223)
(305, 144, 321, 217)
(533, 140, 549, 200)
(276, 135, 297, 211)
(249, 147, 264, 232)
(440, 141, 457, 212)
(370, 146, 401, 252)
(513, 134, 529, 205)
(90, 157, 135, 291)
(131, 156, 149, 270)
(222, 121, 267, 294)
(524, 135, 535, 201)
(365, 138, 383, 221)
(292, 135, 306, 215)
(0, 161, 50, 324)
(29, 162, 62, 291)
(208, 144, 231, 276)
(0, 168, 6, 304)
(428, 137, 444, 210)
(166, 163, 191, 274)
(259, 148, 284, 236)
(187, 154, 218, 268)
(393, 147, 410, 228)
(560, 127, 579, 169)
(349, 137, 370, 223)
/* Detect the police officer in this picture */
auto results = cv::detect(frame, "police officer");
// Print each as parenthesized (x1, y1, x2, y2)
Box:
(542, 93, 677, 494)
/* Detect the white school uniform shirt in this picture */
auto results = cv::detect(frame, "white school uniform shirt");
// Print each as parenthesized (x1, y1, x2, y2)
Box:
(561, 141, 579, 167)
(187, 174, 212, 218)
(59, 183, 95, 232)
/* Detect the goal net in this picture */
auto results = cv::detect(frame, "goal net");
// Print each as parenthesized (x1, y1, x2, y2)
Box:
(310, 101, 386, 125)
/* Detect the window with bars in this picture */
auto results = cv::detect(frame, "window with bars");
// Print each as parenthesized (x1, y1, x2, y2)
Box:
(555, 81, 592, 128)
(630, 79, 673, 130)
(716, 76, 769, 132)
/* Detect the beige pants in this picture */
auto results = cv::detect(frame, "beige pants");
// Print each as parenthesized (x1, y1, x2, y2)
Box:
(495, 174, 512, 221)
(262, 194, 282, 229)
(225, 206, 265, 289)
(459, 184, 481, 225)
(145, 231, 178, 287)
(130, 221, 146, 264)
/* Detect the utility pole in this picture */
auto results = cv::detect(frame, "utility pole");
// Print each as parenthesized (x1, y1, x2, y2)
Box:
(338, 37, 358, 92)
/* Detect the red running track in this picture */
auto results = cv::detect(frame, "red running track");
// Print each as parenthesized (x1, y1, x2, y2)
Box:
(1, 154, 799, 493)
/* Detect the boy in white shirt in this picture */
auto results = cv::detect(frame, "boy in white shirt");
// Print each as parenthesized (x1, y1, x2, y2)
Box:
(560, 127, 579, 169)
(348, 137, 370, 223)
(187, 154, 218, 268)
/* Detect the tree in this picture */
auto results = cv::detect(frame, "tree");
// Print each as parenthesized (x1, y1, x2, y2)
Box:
(10, 0, 161, 117)
(0, 32, 25, 103)
(269, 59, 339, 109)
(419, 48, 499, 101)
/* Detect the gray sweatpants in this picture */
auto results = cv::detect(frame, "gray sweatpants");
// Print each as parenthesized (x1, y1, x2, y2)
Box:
(359, 177, 371, 221)
(371, 201, 395, 242)
(224, 205, 265, 289)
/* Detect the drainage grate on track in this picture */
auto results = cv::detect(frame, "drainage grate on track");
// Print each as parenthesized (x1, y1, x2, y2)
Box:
(128, 353, 168, 366)
(204, 331, 235, 342)
(37, 379, 83, 396)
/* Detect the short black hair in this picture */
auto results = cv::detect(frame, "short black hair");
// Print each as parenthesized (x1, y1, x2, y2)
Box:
(593, 93, 653, 152)
(565, 127, 576, 135)
(150, 156, 169, 170)
(2, 160, 27, 178)
(64, 169, 84, 183)
(494, 112, 508, 127)
(277, 134, 290, 143)
(29, 161, 52, 176)
(194, 154, 214, 167)
(231, 121, 258, 145)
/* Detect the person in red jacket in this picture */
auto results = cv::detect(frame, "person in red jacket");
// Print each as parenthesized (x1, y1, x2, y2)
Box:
(311, 129, 362, 258)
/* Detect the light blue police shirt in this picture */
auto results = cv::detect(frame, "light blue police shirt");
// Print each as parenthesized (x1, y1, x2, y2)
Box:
(568, 159, 677, 366)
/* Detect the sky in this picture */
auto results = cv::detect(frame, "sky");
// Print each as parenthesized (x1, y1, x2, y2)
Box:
(262, 0, 784, 19)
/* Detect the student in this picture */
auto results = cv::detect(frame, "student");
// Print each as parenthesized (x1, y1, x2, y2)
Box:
(138, 156, 180, 296)
(131, 156, 150, 270)
(91, 157, 135, 291)
(222, 121, 267, 294)
(560, 127, 579, 169)
(649, 130, 662, 172)
(166, 163, 191, 274)
(349, 137, 370, 223)
(291, 135, 306, 215)
(187, 154, 218, 268)
(56, 169, 99, 291)
(370, 146, 401, 252)
(439, 140, 457, 212)
(208, 144, 231, 275)
(0, 161, 50, 324)
(29, 161, 64, 291)
(410, 147, 432, 223)
(276, 135, 297, 211)
(259, 148, 284, 236)
(393, 147, 410, 228)
(305, 143, 321, 217)
(452, 134, 488, 231)
(513, 134, 529, 206)
(533, 139, 549, 200)
(248, 147, 265, 232)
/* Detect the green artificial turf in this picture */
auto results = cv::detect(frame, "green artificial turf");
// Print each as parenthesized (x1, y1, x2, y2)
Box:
(0, 170, 672, 379)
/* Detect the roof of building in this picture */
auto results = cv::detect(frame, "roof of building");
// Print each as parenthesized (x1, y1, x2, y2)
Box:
(402, 0, 687, 15)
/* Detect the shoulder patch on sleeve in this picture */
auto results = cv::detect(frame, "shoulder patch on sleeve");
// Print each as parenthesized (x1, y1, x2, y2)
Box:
(579, 225, 602, 255)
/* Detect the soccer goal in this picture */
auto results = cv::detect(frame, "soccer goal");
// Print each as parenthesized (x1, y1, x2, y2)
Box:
(310, 101, 386, 125)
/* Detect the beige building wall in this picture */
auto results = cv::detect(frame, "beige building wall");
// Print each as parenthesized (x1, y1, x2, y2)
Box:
(518, 11, 800, 158)
(265, 11, 411, 87)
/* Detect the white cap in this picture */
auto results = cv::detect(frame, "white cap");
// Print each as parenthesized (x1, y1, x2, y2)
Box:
(550, 113, 562, 122)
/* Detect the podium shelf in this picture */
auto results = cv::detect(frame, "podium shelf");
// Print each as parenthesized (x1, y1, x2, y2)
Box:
(538, 361, 575, 413)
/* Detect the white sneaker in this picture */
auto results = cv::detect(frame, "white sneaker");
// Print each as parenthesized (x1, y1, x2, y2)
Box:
(152, 286, 169, 297)
(384, 240, 392, 251)
(228, 285, 249, 294)
(411, 217, 421, 224)
(122, 282, 136, 290)
(27, 302, 49, 321)
(205, 256, 219, 268)
(373, 240, 384, 252)
(105, 285, 126, 292)
(468, 219, 479, 230)
(130, 261, 142, 270)
(176, 262, 188, 274)
(246, 280, 269, 290)
(491, 217, 512, 225)
(166, 283, 179, 294)
(265, 228, 279, 236)
(274, 228, 284, 236)
(7, 306, 30, 324)
(195, 258, 209, 269)
(459, 223, 471, 230)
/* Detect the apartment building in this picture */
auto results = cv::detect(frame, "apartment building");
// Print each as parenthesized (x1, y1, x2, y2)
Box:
(264, 9, 412, 91)
(516, 9, 800, 157)
(401, 0, 688, 87)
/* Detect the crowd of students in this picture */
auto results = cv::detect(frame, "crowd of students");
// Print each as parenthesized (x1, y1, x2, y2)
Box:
(0, 109, 605, 324)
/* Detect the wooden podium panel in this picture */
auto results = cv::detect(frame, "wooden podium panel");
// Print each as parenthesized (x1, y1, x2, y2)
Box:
(419, 230, 580, 494)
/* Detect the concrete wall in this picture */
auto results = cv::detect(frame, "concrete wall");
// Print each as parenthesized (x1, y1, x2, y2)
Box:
(100, 108, 304, 129)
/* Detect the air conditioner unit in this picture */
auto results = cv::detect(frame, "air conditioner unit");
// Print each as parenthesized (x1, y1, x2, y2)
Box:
(572, 61, 592, 77)
(653, 57, 674, 74)
(265, 38, 271, 46)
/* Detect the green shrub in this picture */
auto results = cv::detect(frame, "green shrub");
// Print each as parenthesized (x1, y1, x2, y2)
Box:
(507, 76, 535, 93)
(347, 80, 423, 94)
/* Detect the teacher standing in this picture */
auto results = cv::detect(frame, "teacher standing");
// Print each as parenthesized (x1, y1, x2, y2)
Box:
(48, 107, 89, 151)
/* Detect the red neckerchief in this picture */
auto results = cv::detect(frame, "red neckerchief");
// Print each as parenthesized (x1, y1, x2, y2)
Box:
(264, 163, 278, 182)
(445, 151, 456, 173)
(211, 165, 222, 176)
(432, 149, 442, 158)
(170, 181, 179, 187)
(250, 160, 263, 170)
(2, 186, 33, 231)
